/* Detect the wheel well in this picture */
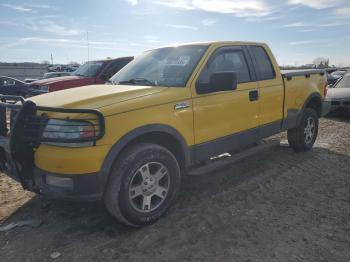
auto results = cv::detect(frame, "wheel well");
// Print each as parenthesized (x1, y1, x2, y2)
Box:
(122, 132, 187, 172)
(305, 96, 322, 117)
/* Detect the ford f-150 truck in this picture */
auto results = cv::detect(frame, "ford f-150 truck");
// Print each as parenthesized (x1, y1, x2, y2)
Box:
(0, 41, 327, 226)
(29, 56, 133, 95)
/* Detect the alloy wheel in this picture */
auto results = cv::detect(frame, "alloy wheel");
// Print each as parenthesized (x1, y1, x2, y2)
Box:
(304, 117, 315, 144)
(128, 162, 170, 213)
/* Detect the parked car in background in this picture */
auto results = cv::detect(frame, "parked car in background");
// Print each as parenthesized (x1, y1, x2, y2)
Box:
(325, 72, 350, 114)
(42, 72, 71, 79)
(29, 56, 133, 95)
(47, 64, 64, 72)
(66, 65, 80, 72)
(331, 70, 348, 78)
(327, 72, 341, 86)
(0, 76, 30, 97)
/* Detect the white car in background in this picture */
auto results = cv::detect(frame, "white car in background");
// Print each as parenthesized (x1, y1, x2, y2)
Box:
(325, 72, 350, 115)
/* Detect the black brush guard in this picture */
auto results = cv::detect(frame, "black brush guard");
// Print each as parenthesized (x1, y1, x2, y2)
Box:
(0, 95, 105, 190)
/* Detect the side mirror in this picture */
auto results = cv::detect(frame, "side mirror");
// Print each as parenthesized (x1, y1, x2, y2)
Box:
(196, 71, 237, 94)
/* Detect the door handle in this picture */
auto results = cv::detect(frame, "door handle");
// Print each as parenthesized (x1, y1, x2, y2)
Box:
(249, 90, 259, 101)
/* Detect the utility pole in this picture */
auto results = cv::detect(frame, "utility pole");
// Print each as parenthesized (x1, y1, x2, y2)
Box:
(87, 31, 90, 63)
(50, 53, 53, 65)
(87, 31, 90, 75)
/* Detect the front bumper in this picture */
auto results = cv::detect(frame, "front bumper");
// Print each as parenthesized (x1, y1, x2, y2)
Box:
(0, 95, 106, 201)
(323, 99, 350, 115)
(4, 165, 104, 201)
(328, 100, 350, 111)
(32, 168, 104, 201)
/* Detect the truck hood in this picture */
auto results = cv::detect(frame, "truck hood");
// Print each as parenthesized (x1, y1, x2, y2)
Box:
(28, 84, 167, 109)
(326, 88, 350, 100)
(30, 75, 87, 86)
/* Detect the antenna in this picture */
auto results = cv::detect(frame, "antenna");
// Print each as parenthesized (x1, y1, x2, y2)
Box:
(87, 31, 90, 76)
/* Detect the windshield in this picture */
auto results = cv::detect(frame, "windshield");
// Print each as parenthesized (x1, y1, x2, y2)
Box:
(335, 74, 350, 88)
(332, 71, 347, 76)
(110, 45, 207, 87)
(73, 61, 104, 77)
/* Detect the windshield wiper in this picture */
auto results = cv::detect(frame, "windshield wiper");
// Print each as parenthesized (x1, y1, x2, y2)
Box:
(118, 78, 156, 86)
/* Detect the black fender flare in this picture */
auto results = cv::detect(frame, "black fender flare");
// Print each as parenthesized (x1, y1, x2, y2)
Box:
(295, 92, 322, 125)
(99, 124, 191, 187)
(282, 92, 322, 130)
(302, 92, 322, 111)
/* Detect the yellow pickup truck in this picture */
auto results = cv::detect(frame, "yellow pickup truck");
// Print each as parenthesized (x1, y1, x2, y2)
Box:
(0, 41, 327, 226)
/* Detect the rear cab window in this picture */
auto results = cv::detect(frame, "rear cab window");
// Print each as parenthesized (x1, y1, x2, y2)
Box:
(101, 59, 133, 80)
(248, 46, 276, 81)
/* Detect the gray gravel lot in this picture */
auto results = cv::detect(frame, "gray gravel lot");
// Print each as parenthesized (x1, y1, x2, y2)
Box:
(0, 117, 350, 262)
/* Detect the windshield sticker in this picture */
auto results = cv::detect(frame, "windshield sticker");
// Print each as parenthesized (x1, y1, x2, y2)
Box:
(166, 56, 190, 66)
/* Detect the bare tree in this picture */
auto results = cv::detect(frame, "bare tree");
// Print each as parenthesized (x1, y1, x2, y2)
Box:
(69, 61, 80, 66)
(312, 57, 329, 68)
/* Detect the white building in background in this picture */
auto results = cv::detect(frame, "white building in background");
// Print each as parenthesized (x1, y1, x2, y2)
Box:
(0, 62, 48, 80)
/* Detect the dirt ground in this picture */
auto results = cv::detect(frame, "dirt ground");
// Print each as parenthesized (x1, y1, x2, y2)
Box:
(0, 116, 350, 262)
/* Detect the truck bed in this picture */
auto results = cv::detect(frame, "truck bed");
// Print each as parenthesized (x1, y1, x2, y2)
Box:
(281, 69, 327, 125)
(281, 69, 325, 79)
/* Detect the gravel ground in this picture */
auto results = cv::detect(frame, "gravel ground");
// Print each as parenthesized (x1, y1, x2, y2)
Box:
(0, 117, 349, 262)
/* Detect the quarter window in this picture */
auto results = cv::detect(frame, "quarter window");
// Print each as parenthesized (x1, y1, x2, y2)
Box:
(249, 46, 275, 80)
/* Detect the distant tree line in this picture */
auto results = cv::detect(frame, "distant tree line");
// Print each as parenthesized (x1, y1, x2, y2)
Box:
(280, 57, 350, 70)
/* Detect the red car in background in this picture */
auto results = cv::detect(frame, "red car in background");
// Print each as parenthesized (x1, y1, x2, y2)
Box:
(29, 56, 133, 95)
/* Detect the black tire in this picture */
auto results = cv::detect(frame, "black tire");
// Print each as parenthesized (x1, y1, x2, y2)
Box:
(104, 143, 181, 226)
(287, 108, 319, 152)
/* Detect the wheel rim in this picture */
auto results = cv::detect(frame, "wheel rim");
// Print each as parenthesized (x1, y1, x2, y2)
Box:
(304, 117, 315, 144)
(128, 162, 170, 213)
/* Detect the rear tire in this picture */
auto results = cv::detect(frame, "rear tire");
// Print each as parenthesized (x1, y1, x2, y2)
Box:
(104, 143, 181, 226)
(287, 108, 318, 152)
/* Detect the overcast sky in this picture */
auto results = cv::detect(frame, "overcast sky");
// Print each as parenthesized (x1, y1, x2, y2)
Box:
(0, 0, 349, 66)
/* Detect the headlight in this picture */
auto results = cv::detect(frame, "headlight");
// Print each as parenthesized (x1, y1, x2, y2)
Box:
(42, 119, 95, 147)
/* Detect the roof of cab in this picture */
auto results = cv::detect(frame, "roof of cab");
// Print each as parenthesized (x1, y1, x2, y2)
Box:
(153, 41, 266, 49)
(90, 56, 134, 64)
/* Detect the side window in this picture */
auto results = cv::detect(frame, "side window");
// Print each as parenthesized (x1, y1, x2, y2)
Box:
(102, 60, 130, 80)
(249, 46, 275, 80)
(1, 79, 16, 86)
(198, 49, 251, 85)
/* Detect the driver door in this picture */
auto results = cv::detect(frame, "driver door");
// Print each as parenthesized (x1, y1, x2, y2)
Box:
(192, 46, 259, 160)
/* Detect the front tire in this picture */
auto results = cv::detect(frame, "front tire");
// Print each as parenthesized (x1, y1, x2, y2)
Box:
(104, 143, 181, 226)
(287, 108, 319, 152)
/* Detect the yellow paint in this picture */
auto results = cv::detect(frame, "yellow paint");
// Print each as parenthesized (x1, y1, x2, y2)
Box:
(35, 144, 111, 174)
(28, 41, 326, 175)
(283, 73, 326, 117)
(255, 45, 284, 125)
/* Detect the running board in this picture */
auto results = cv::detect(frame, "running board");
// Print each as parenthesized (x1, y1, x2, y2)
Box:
(187, 140, 281, 176)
